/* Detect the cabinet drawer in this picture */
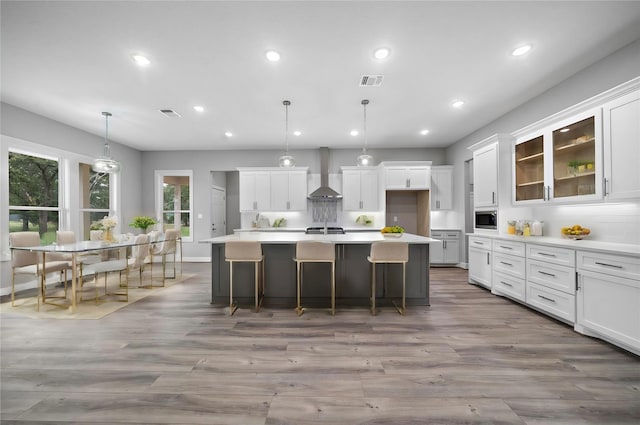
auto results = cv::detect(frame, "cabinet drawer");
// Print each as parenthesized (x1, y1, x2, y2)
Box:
(469, 236, 491, 250)
(527, 259, 575, 295)
(527, 243, 575, 267)
(527, 281, 575, 324)
(492, 240, 525, 257)
(493, 252, 526, 279)
(492, 271, 525, 302)
(577, 251, 640, 280)
(431, 231, 444, 239)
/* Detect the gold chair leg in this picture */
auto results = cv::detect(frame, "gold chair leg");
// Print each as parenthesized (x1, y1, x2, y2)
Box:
(254, 262, 259, 313)
(229, 262, 237, 316)
(331, 262, 336, 316)
(11, 271, 16, 307)
(296, 262, 304, 316)
(371, 263, 377, 316)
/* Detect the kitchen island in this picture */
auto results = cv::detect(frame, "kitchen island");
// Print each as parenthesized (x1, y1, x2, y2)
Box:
(200, 232, 439, 309)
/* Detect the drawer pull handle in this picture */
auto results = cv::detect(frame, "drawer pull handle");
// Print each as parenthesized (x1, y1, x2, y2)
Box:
(500, 281, 513, 287)
(538, 271, 556, 277)
(538, 252, 556, 257)
(473, 241, 483, 245)
(538, 294, 556, 303)
(500, 261, 513, 266)
(594, 261, 623, 269)
(499, 245, 513, 250)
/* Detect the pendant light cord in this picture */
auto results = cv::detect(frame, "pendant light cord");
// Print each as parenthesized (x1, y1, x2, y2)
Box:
(284, 101, 289, 154)
(102, 111, 112, 157)
(362, 99, 369, 154)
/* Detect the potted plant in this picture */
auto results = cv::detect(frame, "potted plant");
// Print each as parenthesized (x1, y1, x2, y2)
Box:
(129, 215, 157, 233)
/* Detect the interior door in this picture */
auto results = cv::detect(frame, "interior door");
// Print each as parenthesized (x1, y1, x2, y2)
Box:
(211, 185, 226, 237)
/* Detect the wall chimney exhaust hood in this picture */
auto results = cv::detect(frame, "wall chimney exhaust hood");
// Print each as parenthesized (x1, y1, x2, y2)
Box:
(308, 147, 342, 200)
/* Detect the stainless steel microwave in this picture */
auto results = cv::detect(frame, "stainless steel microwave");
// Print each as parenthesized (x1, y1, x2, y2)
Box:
(475, 210, 497, 230)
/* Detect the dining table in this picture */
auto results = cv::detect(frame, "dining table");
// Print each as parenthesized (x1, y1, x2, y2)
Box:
(10, 235, 161, 313)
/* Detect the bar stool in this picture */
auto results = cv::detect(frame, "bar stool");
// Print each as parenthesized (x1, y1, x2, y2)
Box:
(294, 241, 336, 316)
(368, 241, 409, 316)
(225, 241, 264, 315)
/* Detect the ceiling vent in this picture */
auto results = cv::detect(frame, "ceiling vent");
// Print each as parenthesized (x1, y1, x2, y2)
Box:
(159, 109, 181, 118)
(359, 75, 384, 87)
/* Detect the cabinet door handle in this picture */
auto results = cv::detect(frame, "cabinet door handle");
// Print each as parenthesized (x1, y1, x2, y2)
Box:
(436, 200, 440, 209)
(547, 186, 551, 200)
(538, 294, 556, 303)
(443, 240, 446, 249)
(500, 281, 513, 287)
(499, 245, 513, 250)
(406, 178, 410, 188)
(538, 270, 556, 277)
(486, 252, 490, 265)
(253, 201, 257, 210)
(595, 261, 623, 269)
(286, 201, 290, 210)
(492, 192, 495, 204)
(500, 261, 513, 267)
(604, 178, 609, 196)
(538, 252, 556, 257)
(359, 200, 363, 209)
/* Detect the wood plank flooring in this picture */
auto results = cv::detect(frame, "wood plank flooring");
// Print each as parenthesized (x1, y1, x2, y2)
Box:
(1, 264, 638, 424)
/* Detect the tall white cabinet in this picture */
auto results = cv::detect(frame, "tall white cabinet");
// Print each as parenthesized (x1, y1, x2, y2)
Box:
(471, 140, 499, 208)
(602, 89, 640, 200)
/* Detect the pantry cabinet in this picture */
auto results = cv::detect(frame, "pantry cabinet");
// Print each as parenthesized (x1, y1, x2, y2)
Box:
(602, 89, 640, 200)
(341, 167, 379, 211)
(513, 109, 603, 204)
(430, 166, 453, 210)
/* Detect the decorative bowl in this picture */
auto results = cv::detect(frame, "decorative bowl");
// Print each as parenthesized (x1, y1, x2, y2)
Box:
(562, 233, 589, 240)
(382, 232, 403, 238)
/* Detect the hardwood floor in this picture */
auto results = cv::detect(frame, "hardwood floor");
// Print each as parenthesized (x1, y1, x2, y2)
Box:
(1, 264, 638, 424)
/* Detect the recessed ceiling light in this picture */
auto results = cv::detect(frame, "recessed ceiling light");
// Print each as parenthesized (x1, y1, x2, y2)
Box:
(293, 130, 302, 136)
(265, 50, 280, 62)
(373, 47, 390, 60)
(560, 128, 570, 133)
(420, 129, 430, 135)
(132, 54, 151, 66)
(512, 44, 532, 56)
(452, 100, 465, 108)
(350, 130, 359, 136)
(193, 106, 204, 113)
(224, 131, 233, 138)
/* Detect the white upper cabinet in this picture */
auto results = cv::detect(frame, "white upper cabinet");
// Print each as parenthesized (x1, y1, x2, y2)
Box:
(270, 169, 308, 211)
(239, 170, 271, 212)
(431, 166, 453, 210)
(602, 89, 640, 200)
(473, 142, 499, 208)
(384, 164, 431, 190)
(341, 167, 379, 211)
(513, 108, 603, 204)
(239, 168, 308, 212)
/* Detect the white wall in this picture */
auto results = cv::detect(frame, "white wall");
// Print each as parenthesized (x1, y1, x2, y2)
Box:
(445, 39, 640, 261)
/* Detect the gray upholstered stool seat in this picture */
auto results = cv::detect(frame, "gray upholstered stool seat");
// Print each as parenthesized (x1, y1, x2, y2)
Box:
(294, 241, 336, 316)
(367, 241, 409, 316)
(225, 241, 264, 315)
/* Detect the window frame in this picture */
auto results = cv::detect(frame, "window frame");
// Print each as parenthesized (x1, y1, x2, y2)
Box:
(155, 169, 193, 243)
(1, 135, 120, 260)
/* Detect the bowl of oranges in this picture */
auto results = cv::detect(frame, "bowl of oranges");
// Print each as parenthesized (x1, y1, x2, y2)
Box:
(561, 224, 591, 240)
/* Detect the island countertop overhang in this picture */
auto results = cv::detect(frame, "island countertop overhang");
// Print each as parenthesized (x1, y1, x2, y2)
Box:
(200, 232, 439, 245)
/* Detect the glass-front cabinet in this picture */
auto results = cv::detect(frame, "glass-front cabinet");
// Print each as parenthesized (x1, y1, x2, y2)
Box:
(513, 109, 602, 204)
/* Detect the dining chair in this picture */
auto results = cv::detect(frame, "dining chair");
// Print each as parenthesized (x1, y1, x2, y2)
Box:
(81, 233, 150, 303)
(368, 241, 409, 316)
(9, 231, 71, 311)
(146, 229, 179, 287)
(294, 241, 336, 316)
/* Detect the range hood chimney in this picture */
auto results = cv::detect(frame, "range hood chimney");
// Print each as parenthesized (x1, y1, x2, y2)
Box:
(308, 147, 342, 199)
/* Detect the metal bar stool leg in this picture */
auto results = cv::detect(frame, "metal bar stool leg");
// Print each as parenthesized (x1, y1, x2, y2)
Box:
(296, 262, 304, 316)
(371, 263, 377, 316)
(229, 261, 237, 316)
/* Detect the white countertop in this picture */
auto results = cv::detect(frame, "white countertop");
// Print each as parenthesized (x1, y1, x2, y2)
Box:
(468, 232, 640, 256)
(234, 227, 381, 233)
(201, 232, 438, 245)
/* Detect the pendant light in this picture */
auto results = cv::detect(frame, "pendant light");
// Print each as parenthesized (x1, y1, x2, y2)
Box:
(356, 99, 373, 166)
(92, 112, 121, 173)
(278, 100, 295, 167)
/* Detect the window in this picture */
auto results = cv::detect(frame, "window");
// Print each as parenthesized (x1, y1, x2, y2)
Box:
(78, 163, 111, 240)
(155, 170, 193, 242)
(8, 151, 60, 245)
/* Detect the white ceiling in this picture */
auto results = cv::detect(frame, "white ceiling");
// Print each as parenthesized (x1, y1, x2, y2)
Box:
(2, 1, 640, 152)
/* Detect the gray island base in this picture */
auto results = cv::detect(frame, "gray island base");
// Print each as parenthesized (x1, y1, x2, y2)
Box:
(201, 232, 438, 309)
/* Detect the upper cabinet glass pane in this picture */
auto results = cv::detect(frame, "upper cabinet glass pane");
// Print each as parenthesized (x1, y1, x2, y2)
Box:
(552, 116, 596, 198)
(515, 135, 544, 202)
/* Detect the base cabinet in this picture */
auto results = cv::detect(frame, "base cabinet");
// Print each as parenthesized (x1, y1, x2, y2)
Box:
(468, 236, 491, 289)
(430, 230, 460, 265)
(575, 250, 640, 356)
